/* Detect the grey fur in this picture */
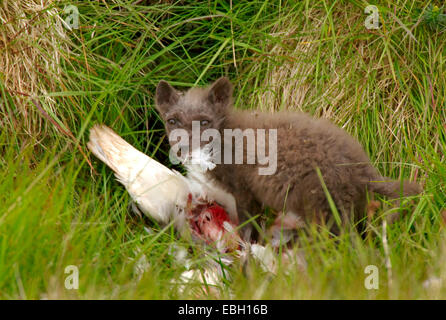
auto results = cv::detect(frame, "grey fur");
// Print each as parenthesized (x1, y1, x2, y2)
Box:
(155, 77, 422, 232)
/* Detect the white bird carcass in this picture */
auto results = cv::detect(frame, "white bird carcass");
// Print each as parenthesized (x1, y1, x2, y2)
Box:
(87, 124, 240, 252)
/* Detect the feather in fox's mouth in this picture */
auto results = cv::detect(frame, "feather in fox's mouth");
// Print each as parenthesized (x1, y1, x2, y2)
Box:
(185, 194, 240, 252)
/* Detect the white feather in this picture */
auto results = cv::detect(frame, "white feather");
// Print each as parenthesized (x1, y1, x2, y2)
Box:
(183, 145, 238, 224)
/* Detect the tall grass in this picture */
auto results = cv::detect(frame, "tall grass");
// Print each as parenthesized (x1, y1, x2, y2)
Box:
(0, 0, 445, 299)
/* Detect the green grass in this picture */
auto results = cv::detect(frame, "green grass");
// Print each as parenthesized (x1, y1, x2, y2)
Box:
(0, 0, 445, 299)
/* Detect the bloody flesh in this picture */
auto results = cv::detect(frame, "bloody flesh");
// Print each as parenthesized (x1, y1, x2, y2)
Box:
(186, 194, 240, 252)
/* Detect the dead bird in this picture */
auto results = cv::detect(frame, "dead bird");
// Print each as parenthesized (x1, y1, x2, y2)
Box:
(87, 124, 241, 252)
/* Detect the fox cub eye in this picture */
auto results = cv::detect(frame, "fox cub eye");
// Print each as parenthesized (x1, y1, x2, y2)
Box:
(200, 120, 210, 126)
(167, 118, 177, 125)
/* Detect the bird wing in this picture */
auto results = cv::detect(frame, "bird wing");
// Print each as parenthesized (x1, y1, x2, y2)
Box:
(87, 124, 189, 224)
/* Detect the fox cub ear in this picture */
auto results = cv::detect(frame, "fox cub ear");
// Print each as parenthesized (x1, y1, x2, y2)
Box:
(207, 77, 233, 110)
(155, 80, 179, 114)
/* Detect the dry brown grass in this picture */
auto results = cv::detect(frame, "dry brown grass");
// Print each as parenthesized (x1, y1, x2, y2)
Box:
(0, 0, 70, 135)
(248, 8, 323, 114)
(246, 3, 432, 177)
(249, 6, 380, 123)
(250, 6, 419, 120)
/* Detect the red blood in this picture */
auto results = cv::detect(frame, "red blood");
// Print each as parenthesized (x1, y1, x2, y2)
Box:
(205, 203, 231, 224)
(186, 193, 239, 251)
